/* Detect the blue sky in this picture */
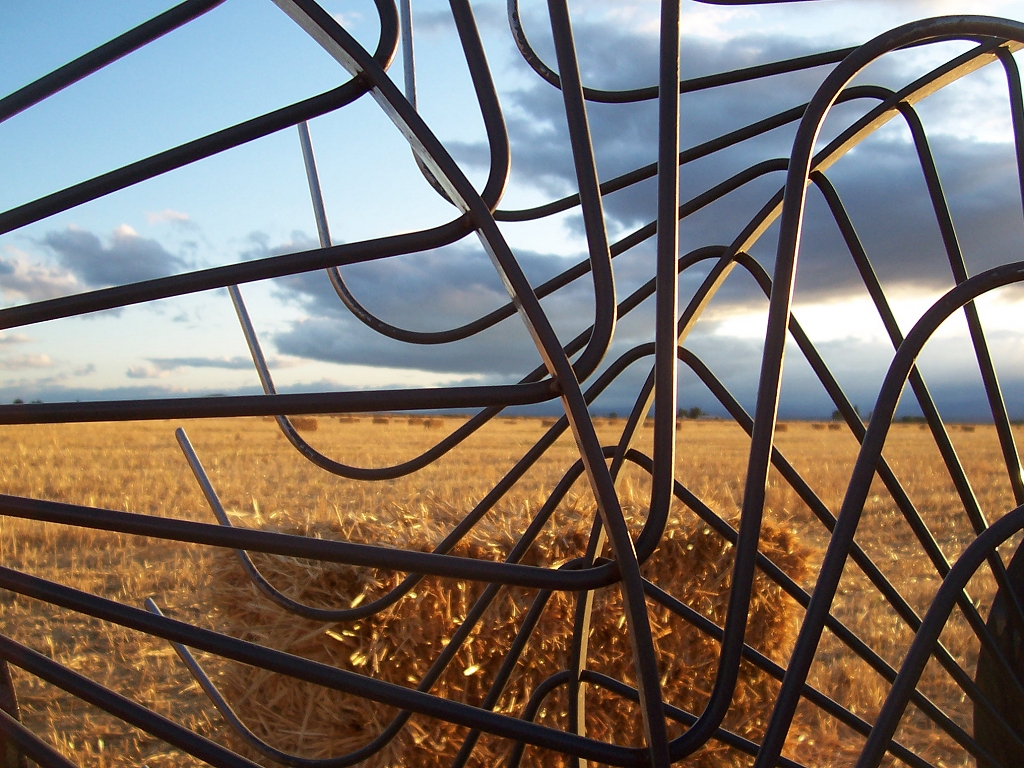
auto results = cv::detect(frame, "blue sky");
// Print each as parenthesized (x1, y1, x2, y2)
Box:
(2, 0, 1024, 419)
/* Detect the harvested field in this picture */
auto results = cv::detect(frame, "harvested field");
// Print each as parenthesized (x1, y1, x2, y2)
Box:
(0, 417, 1020, 766)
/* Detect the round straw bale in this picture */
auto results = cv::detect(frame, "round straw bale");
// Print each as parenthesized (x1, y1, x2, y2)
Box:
(205, 497, 812, 766)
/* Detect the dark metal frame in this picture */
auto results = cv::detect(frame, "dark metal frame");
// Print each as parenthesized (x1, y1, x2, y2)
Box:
(1, 1, 1024, 765)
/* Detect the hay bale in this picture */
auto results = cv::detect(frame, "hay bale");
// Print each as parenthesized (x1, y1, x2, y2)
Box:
(372, 415, 390, 425)
(540, 418, 557, 428)
(423, 418, 443, 430)
(811, 423, 825, 431)
(775, 422, 788, 433)
(206, 498, 811, 766)
(827, 423, 841, 432)
(290, 417, 318, 432)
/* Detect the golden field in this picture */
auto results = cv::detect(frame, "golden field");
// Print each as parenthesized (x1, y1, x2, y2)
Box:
(0, 415, 1020, 766)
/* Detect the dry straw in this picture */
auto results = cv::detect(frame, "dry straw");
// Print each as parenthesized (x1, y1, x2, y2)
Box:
(206, 493, 811, 766)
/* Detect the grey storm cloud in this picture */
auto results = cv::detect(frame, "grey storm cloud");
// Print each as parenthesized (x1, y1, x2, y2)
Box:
(40, 225, 190, 288)
(270, 242, 603, 377)
(275, 242, 586, 323)
(447, 16, 1024, 311)
(0, 255, 80, 301)
(274, 316, 544, 378)
(125, 356, 268, 380)
(147, 356, 256, 371)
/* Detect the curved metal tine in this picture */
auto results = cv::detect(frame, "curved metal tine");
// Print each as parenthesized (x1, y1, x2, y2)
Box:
(544, 0, 617, 384)
(583, 674, 812, 768)
(279, 11, 672, 760)
(811, 169, 1024, 682)
(505, 664, 815, 768)
(0, 0, 398, 242)
(505, 0, 856, 104)
(399, 0, 416, 109)
(543, 376, 933, 768)
(153, 457, 596, 767)
(758, 256, 1024, 766)
(298, 4, 513, 349)
(298, 108, 396, 340)
(146, 598, 346, 768)
(0, 705, 68, 768)
(669, 343, 1024, 752)
(760, 270, 1024, 760)
(145, 600, 392, 768)
(228, 281, 501, 483)
(816, 106, 1024, 587)
(625, 436, 1009, 765)
(396, 0, 511, 209)
(856, 504, 1024, 768)
(640, 577, 931, 768)
(0, 630, 260, 768)
(504, 671, 574, 768)
(227, 282, 340, 477)
(174, 426, 365, 621)
(729, 225, 1024, 709)
(742, 24, 1024, 768)
(290, 134, 790, 358)
(900, 100, 1024, 507)
(0, 0, 225, 127)
(399, 0, 455, 204)
(0, 658, 25, 768)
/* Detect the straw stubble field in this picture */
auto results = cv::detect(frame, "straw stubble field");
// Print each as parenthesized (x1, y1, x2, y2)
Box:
(0, 416, 1019, 766)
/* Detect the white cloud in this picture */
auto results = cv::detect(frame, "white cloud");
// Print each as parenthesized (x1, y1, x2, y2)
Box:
(0, 246, 80, 302)
(126, 364, 170, 380)
(41, 225, 190, 287)
(145, 209, 191, 225)
(331, 11, 362, 27)
(0, 354, 54, 371)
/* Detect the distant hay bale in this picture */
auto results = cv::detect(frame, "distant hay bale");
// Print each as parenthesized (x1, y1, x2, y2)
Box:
(827, 423, 841, 431)
(811, 423, 826, 431)
(775, 422, 788, 432)
(408, 416, 425, 426)
(207, 497, 811, 767)
(960, 424, 975, 433)
(372, 415, 390, 425)
(644, 418, 654, 428)
(336, 415, 356, 424)
(423, 418, 443, 430)
(290, 416, 318, 432)
(540, 418, 557, 427)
